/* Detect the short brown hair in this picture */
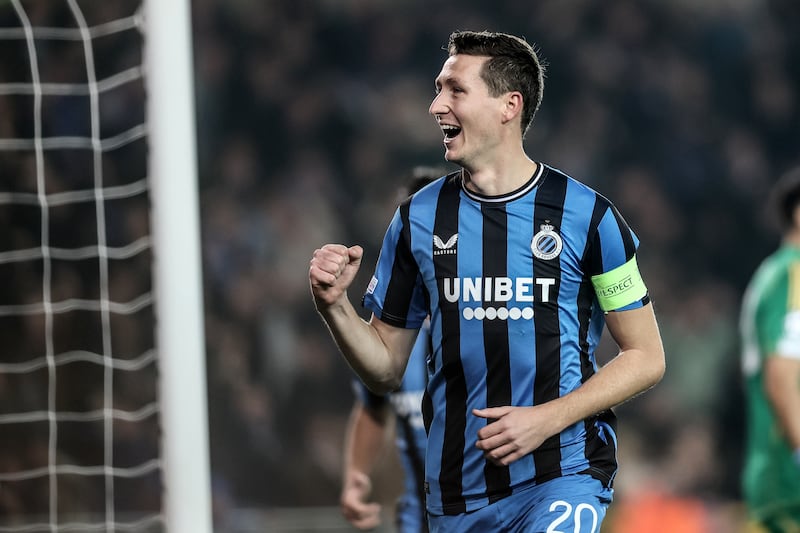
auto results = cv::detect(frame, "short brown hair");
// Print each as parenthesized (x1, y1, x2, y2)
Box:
(447, 30, 545, 137)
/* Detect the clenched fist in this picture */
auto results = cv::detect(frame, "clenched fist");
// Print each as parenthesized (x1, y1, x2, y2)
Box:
(309, 244, 364, 310)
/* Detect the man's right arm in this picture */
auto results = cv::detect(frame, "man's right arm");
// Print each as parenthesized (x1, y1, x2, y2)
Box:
(310, 243, 418, 393)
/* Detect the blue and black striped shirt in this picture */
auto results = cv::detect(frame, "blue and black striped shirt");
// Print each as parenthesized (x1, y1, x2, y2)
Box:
(363, 163, 647, 515)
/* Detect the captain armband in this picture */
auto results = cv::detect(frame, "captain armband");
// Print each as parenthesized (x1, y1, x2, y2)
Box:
(591, 255, 648, 312)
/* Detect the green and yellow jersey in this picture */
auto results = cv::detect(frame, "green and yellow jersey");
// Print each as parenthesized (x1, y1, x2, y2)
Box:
(740, 245, 800, 529)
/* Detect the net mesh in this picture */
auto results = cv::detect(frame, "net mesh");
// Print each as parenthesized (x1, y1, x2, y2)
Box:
(0, 0, 163, 530)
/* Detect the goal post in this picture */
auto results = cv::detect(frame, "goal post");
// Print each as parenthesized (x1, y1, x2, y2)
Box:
(143, 0, 213, 532)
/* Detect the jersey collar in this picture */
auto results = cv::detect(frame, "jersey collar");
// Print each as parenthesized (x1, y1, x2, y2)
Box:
(460, 163, 545, 203)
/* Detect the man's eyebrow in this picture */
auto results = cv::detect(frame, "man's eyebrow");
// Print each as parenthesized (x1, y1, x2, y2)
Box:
(435, 75, 459, 88)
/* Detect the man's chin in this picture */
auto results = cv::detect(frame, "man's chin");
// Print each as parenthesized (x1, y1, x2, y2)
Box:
(443, 147, 461, 164)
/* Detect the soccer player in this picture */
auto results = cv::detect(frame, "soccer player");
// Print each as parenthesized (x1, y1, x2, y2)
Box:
(740, 167, 800, 532)
(310, 30, 665, 532)
(340, 170, 441, 533)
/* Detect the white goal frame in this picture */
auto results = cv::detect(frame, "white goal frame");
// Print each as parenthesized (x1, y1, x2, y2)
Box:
(144, 1, 213, 532)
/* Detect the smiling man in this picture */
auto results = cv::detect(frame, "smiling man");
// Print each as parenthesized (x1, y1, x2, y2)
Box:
(310, 30, 665, 532)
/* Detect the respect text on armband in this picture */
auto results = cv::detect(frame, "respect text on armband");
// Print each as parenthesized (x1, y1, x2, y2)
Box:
(597, 275, 634, 298)
(590, 256, 647, 311)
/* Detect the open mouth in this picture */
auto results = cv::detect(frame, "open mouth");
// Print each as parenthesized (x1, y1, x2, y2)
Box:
(441, 125, 462, 140)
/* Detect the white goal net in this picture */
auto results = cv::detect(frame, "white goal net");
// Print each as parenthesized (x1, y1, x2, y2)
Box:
(0, 1, 210, 531)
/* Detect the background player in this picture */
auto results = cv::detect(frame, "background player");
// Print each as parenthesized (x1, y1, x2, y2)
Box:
(340, 169, 442, 532)
(341, 319, 430, 532)
(740, 166, 800, 532)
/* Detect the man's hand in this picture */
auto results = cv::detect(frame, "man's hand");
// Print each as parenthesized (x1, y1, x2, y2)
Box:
(309, 244, 363, 310)
(340, 471, 382, 530)
(472, 405, 561, 466)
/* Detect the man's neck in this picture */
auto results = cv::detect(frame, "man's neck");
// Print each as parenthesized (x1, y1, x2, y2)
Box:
(462, 158, 539, 197)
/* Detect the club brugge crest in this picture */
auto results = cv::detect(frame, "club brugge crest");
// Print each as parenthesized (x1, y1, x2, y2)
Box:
(531, 222, 562, 260)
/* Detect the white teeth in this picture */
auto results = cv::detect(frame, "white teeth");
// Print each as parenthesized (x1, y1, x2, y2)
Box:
(441, 125, 461, 138)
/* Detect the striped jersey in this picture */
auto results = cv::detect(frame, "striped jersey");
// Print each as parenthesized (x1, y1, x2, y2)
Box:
(362, 163, 649, 515)
(354, 320, 430, 527)
(739, 246, 800, 519)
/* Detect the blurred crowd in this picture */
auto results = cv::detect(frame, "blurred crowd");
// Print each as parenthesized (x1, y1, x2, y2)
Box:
(2, 0, 800, 531)
(192, 0, 800, 529)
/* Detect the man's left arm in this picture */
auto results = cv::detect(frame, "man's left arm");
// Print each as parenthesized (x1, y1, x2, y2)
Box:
(474, 303, 665, 466)
(570, 302, 666, 415)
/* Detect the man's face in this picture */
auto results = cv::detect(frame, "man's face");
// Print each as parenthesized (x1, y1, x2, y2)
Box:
(429, 54, 506, 168)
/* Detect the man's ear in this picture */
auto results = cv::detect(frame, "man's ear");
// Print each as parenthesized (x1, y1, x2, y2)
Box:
(501, 91, 524, 125)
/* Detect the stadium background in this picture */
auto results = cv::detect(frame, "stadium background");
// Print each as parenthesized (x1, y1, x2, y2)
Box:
(194, 0, 799, 530)
(3, 0, 800, 531)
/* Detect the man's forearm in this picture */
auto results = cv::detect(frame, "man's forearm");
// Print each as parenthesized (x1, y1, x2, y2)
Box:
(318, 298, 403, 393)
(549, 345, 665, 433)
